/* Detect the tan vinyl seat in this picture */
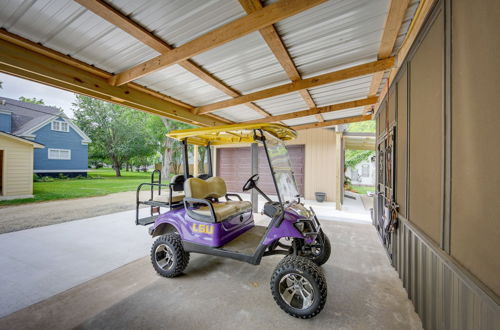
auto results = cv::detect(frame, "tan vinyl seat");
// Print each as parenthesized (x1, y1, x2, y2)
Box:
(152, 192, 185, 204)
(184, 177, 252, 222)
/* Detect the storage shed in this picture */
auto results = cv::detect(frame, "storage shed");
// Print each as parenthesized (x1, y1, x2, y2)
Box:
(0, 131, 44, 200)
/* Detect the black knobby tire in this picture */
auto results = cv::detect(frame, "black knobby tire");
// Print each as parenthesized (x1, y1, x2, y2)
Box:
(150, 233, 190, 278)
(270, 255, 327, 318)
(310, 233, 331, 266)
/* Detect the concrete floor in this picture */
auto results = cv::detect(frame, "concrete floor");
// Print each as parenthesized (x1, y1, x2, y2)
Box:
(0, 218, 422, 330)
(0, 209, 151, 317)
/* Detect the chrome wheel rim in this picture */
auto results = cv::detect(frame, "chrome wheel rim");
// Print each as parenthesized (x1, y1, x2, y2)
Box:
(279, 273, 315, 310)
(155, 244, 175, 270)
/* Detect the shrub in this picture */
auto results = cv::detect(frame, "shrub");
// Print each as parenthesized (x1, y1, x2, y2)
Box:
(40, 176, 54, 182)
(58, 173, 68, 180)
(33, 174, 41, 182)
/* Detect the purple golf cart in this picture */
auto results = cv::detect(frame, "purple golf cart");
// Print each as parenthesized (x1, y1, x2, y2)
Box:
(135, 124, 331, 318)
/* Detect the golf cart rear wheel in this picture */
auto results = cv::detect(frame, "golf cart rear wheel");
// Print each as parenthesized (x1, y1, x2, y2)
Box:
(270, 255, 327, 318)
(150, 233, 190, 278)
(309, 234, 331, 266)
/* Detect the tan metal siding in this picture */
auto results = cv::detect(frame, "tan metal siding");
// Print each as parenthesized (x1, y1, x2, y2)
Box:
(450, 0, 500, 296)
(289, 128, 337, 202)
(0, 136, 34, 197)
(388, 89, 396, 126)
(408, 9, 444, 244)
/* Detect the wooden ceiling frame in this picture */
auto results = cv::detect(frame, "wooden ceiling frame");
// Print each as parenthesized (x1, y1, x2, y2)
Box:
(0, 30, 226, 127)
(238, 0, 324, 122)
(75, 0, 269, 119)
(291, 115, 372, 130)
(194, 57, 394, 114)
(373, 0, 438, 116)
(242, 97, 377, 124)
(363, 0, 411, 115)
(108, 0, 327, 86)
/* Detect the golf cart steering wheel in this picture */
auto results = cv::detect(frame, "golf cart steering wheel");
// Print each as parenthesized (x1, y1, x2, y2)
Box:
(242, 174, 260, 191)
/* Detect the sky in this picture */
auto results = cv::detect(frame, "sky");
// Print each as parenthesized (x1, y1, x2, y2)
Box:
(0, 73, 77, 118)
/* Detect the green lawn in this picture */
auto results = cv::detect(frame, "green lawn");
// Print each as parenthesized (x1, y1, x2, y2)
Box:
(0, 168, 154, 206)
(348, 185, 375, 195)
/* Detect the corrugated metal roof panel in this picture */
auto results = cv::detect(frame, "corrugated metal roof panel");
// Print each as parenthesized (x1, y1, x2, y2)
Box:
(321, 106, 365, 121)
(271, 0, 389, 78)
(309, 75, 373, 107)
(212, 104, 265, 122)
(282, 115, 317, 126)
(108, 0, 245, 48)
(135, 65, 229, 107)
(192, 32, 290, 95)
(253, 92, 308, 116)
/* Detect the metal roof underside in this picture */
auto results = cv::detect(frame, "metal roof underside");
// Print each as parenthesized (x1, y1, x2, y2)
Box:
(0, 0, 420, 127)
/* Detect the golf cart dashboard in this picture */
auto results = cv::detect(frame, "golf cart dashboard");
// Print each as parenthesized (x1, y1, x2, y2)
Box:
(263, 201, 282, 218)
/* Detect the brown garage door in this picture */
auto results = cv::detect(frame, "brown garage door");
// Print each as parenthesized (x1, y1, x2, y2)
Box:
(216, 145, 304, 196)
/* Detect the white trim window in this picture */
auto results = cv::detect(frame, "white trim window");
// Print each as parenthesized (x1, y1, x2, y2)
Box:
(48, 148, 71, 160)
(51, 120, 69, 132)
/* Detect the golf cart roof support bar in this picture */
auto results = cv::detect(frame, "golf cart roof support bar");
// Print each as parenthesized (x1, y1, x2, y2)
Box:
(207, 143, 213, 177)
(260, 130, 282, 206)
(182, 139, 190, 180)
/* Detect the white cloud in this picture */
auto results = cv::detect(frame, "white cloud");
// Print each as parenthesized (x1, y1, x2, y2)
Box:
(0, 73, 77, 118)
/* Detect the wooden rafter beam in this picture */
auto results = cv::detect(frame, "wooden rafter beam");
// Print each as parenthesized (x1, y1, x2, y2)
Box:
(0, 31, 225, 127)
(109, 0, 326, 86)
(364, 0, 410, 114)
(243, 97, 377, 124)
(195, 58, 394, 114)
(292, 115, 372, 130)
(75, 0, 264, 119)
(239, 0, 323, 122)
(366, 0, 412, 113)
(373, 0, 437, 116)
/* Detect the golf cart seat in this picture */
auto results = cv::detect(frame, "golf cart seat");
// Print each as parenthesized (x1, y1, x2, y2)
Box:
(184, 176, 252, 222)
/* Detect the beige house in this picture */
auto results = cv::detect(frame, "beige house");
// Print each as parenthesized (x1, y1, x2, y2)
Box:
(0, 131, 44, 200)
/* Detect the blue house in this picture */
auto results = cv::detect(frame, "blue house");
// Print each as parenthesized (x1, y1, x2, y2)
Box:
(0, 97, 91, 177)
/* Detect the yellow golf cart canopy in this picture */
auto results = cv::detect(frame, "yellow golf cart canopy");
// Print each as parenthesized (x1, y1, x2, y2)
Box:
(167, 123, 297, 146)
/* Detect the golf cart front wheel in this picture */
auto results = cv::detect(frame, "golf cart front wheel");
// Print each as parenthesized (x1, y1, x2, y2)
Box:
(150, 233, 190, 278)
(310, 233, 331, 266)
(270, 255, 327, 318)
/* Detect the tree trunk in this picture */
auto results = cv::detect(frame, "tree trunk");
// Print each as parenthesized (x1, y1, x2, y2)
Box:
(112, 157, 121, 177)
(160, 118, 174, 180)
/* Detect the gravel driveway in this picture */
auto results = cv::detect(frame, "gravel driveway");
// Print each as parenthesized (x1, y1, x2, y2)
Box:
(0, 191, 144, 234)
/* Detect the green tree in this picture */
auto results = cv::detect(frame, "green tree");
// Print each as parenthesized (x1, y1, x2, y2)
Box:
(72, 95, 157, 176)
(19, 96, 45, 104)
(345, 120, 376, 169)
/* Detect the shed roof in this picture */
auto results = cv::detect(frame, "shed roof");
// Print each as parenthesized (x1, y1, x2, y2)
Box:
(0, 131, 45, 148)
(0, 0, 424, 130)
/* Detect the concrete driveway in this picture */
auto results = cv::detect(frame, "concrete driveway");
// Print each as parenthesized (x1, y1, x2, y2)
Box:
(0, 208, 151, 318)
(0, 215, 422, 329)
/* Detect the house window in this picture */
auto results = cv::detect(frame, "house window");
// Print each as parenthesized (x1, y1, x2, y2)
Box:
(51, 120, 69, 132)
(361, 164, 370, 177)
(48, 148, 71, 160)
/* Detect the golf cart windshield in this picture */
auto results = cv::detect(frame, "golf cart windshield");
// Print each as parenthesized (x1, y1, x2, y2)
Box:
(263, 131, 300, 204)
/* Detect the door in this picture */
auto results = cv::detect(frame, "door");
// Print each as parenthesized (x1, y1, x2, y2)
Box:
(216, 145, 305, 196)
(375, 129, 396, 256)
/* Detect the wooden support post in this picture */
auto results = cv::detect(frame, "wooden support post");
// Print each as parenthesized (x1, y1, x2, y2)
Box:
(335, 132, 343, 210)
(193, 145, 199, 177)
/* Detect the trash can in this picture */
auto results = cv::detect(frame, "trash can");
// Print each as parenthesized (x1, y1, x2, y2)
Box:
(315, 192, 326, 203)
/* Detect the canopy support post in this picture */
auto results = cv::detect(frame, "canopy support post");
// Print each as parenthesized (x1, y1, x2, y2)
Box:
(182, 140, 189, 180)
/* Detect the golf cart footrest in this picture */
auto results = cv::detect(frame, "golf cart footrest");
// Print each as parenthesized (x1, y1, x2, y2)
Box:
(137, 215, 158, 226)
(141, 200, 170, 208)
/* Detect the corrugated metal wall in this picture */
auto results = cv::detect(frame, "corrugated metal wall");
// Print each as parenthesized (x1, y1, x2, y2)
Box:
(393, 218, 499, 330)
